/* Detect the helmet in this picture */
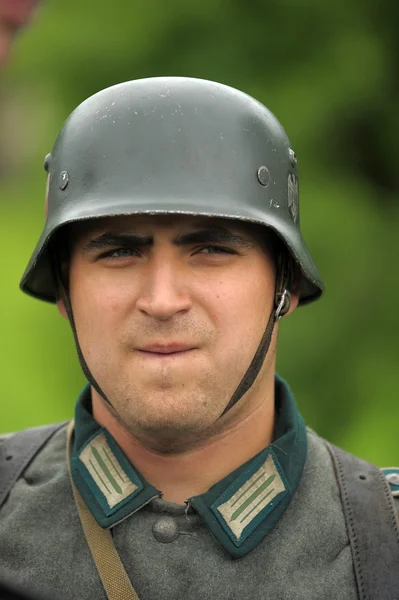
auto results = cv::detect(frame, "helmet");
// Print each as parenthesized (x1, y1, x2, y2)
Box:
(20, 76, 324, 303)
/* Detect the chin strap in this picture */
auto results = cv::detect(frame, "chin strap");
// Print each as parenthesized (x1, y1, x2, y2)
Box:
(53, 257, 111, 405)
(220, 252, 292, 416)
(53, 250, 292, 416)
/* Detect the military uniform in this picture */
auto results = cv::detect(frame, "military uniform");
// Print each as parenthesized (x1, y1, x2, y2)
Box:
(1, 78, 398, 599)
(1, 376, 397, 600)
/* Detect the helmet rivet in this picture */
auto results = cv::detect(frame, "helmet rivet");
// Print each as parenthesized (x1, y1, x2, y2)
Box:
(59, 171, 69, 190)
(257, 166, 270, 187)
(44, 153, 51, 173)
(288, 148, 297, 168)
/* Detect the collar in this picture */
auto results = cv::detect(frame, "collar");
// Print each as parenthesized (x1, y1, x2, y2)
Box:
(70, 375, 307, 558)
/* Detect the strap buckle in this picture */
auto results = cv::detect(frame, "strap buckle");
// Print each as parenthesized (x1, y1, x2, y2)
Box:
(275, 289, 290, 320)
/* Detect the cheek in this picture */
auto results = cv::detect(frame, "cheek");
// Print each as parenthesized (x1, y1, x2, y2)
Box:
(69, 266, 134, 332)
(202, 269, 274, 341)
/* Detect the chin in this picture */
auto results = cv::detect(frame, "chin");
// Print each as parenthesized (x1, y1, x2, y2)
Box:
(109, 381, 226, 434)
(137, 420, 212, 452)
(138, 408, 208, 433)
(125, 401, 215, 436)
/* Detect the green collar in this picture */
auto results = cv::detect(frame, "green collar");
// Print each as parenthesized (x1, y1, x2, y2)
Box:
(70, 375, 307, 558)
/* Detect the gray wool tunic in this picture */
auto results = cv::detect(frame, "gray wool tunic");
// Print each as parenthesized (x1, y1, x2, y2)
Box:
(0, 385, 398, 600)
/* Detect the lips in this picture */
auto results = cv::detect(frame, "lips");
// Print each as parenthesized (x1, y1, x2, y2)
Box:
(137, 344, 195, 355)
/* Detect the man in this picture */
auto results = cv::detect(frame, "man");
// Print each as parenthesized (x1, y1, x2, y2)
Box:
(0, 4, 53, 598)
(0, 77, 398, 600)
(0, 0, 39, 67)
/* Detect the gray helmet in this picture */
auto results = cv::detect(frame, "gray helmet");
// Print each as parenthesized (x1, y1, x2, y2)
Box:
(20, 76, 324, 303)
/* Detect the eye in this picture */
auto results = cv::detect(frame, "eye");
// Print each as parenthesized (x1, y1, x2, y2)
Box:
(101, 247, 139, 259)
(197, 245, 236, 255)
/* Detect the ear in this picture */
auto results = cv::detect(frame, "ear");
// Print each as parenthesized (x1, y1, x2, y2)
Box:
(283, 291, 299, 317)
(56, 298, 68, 319)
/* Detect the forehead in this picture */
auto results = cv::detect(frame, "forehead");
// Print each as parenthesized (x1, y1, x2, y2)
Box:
(70, 214, 268, 242)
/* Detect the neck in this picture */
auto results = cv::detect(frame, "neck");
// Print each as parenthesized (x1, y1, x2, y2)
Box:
(91, 379, 276, 504)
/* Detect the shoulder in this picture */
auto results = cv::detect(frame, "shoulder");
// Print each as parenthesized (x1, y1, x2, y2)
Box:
(0, 422, 69, 507)
(0, 421, 68, 460)
(306, 428, 399, 519)
(0, 422, 77, 589)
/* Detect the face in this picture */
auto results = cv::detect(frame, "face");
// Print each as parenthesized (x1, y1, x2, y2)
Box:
(0, 0, 38, 67)
(61, 215, 281, 442)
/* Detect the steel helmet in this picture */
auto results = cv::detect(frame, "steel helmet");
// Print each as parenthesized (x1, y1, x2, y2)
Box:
(20, 76, 324, 303)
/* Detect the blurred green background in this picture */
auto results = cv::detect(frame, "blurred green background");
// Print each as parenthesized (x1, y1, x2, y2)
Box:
(1, 0, 398, 465)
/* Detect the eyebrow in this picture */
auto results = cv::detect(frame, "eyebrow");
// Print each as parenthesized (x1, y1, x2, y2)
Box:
(80, 227, 256, 254)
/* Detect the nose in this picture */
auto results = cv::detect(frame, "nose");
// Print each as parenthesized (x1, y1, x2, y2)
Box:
(135, 256, 192, 320)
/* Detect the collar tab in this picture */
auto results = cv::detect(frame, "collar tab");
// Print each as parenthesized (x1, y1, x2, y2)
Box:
(71, 375, 307, 555)
(71, 391, 160, 528)
(210, 448, 289, 547)
(75, 430, 143, 517)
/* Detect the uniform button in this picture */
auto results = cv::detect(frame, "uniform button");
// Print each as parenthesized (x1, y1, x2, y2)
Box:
(152, 516, 180, 543)
(386, 473, 399, 486)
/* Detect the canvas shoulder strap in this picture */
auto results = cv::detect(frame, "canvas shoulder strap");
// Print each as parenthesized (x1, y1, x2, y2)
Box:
(0, 421, 67, 509)
(327, 442, 399, 600)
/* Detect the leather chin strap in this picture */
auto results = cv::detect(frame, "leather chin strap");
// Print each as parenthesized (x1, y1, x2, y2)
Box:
(54, 261, 109, 405)
(220, 253, 291, 416)
(54, 252, 292, 418)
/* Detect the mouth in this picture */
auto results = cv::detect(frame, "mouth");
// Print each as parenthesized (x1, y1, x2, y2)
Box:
(136, 344, 196, 357)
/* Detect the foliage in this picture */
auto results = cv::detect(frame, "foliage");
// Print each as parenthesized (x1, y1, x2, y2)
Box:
(1, 0, 398, 464)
